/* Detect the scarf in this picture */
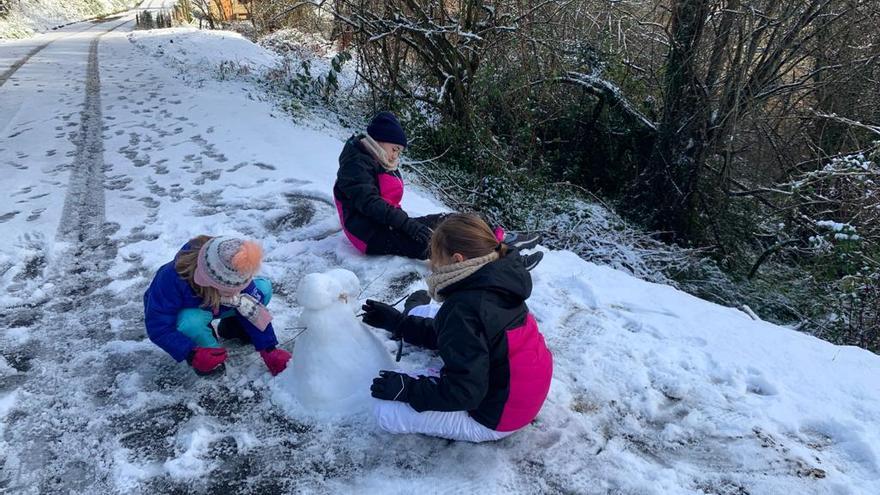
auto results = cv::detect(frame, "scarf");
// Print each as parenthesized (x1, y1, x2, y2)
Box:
(220, 293, 273, 332)
(360, 134, 398, 171)
(426, 252, 499, 302)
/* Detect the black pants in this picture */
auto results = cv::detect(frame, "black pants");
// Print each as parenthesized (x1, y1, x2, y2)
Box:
(366, 214, 447, 260)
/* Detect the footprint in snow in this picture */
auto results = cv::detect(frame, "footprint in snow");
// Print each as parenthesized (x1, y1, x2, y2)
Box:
(745, 369, 779, 397)
(0, 211, 20, 223)
(26, 209, 45, 221)
(11, 186, 33, 197)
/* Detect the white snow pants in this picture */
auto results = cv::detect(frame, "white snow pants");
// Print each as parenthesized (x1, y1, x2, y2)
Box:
(404, 303, 441, 318)
(374, 397, 513, 443)
(373, 303, 514, 443)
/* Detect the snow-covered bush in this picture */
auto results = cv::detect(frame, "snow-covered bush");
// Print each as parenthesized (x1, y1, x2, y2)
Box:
(260, 28, 334, 59)
(747, 144, 880, 350)
(405, 161, 705, 286)
(258, 28, 360, 120)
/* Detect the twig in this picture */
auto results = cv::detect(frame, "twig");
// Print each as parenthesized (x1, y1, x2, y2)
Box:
(357, 265, 390, 299)
(400, 146, 451, 166)
(277, 326, 310, 349)
(357, 292, 415, 362)
(811, 111, 880, 137)
(234, 325, 309, 370)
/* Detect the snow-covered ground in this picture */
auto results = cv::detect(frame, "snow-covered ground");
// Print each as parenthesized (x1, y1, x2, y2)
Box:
(0, 0, 144, 38)
(1, 14, 879, 495)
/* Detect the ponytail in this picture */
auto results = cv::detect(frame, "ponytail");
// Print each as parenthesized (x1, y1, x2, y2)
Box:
(430, 214, 507, 265)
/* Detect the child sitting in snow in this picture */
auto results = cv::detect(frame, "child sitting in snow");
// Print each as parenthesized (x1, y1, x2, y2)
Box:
(333, 111, 445, 259)
(361, 213, 553, 442)
(143, 235, 291, 377)
(333, 112, 543, 265)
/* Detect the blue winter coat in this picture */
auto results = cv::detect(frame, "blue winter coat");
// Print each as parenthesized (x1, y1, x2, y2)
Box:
(143, 242, 277, 362)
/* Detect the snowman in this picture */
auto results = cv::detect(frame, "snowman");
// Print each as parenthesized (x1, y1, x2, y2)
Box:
(276, 268, 394, 417)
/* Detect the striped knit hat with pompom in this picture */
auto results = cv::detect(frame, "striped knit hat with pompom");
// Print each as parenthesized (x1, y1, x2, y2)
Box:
(194, 236, 263, 294)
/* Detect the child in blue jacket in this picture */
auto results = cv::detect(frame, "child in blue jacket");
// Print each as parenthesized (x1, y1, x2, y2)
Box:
(143, 235, 291, 376)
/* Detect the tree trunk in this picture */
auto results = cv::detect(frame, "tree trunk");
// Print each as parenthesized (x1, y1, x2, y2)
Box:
(637, 0, 712, 242)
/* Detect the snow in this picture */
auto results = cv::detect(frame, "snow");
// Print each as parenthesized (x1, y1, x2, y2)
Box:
(0, 0, 136, 38)
(130, 27, 280, 76)
(817, 220, 853, 233)
(0, 14, 879, 495)
(258, 28, 336, 60)
(835, 233, 861, 241)
(0, 390, 17, 428)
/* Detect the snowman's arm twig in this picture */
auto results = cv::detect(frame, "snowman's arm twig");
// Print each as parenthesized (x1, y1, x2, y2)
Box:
(276, 326, 309, 349)
(357, 265, 390, 299)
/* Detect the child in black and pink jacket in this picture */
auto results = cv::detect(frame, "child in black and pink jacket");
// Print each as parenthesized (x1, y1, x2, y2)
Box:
(333, 112, 544, 262)
(333, 112, 444, 259)
(361, 213, 553, 442)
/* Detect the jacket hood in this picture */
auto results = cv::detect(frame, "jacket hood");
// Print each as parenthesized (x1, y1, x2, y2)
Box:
(339, 134, 371, 164)
(440, 251, 532, 303)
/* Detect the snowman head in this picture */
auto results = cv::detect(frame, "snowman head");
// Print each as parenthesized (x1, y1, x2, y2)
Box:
(296, 269, 361, 312)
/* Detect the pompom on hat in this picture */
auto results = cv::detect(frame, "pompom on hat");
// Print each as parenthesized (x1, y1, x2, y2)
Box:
(194, 236, 263, 294)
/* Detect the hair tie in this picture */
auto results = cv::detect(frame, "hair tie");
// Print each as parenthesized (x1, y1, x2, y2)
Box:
(494, 242, 503, 252)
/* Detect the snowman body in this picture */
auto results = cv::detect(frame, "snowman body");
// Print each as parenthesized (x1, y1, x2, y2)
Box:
(282, 269, 393, 416)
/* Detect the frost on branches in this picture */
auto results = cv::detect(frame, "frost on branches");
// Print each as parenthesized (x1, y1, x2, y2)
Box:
(751, 143, 880, 350)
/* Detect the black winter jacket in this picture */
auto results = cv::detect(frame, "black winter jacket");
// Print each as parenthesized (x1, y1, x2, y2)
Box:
(397, 251, 552, 430)
(333, 135, 408, 245)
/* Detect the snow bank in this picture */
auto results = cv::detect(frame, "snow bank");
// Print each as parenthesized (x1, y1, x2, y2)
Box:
(79, 27, 880, 493)
(525, 250, 880, 491)
(129, 28, 280, 76)
(0, 0, 135, 38)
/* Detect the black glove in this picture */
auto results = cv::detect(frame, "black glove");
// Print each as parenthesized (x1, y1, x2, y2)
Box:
(361, 299, 404, 338)
(370, 370, 413, 401)
(401, 219, 433, 244)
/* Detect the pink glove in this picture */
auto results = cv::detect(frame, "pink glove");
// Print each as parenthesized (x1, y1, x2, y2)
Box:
(260, 347, 291, 376)
(189, 347, 228, 375)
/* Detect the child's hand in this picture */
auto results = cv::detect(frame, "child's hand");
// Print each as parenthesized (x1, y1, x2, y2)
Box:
(361, 300, 403, 337)
(370, 370, 413, 401)
(260, 347, 292, 376)
(188, 347, 228, 375)
(402, 219, 432, 243)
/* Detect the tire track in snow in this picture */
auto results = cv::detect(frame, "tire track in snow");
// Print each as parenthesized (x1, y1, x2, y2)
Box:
(0, 22, 134, 494)
(56, 18, 132, 243)
(56, 35, 108, 243)
(0, 43, 53, 88)
(0, 18, 131, 90)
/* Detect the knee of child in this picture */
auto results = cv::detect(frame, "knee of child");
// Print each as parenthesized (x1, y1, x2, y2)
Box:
(177, 309, 213, 332)
(176, 309, 220, 348)
(405, 304, 437, 318)
(373, 401, 406, 434)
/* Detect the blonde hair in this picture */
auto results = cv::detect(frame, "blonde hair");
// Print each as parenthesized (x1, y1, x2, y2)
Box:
(430, 213, 508, 268)
(175, 235, 222, 311)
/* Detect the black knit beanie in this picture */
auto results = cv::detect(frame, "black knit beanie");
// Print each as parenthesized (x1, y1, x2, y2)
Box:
(366, 112, 407, 148)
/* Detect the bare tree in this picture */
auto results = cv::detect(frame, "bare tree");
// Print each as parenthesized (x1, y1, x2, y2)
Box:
(318, 1, 559, 126)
